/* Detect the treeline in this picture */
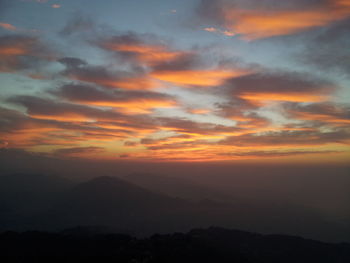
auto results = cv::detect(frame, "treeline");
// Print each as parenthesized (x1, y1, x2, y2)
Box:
(1, 227, 349, 263)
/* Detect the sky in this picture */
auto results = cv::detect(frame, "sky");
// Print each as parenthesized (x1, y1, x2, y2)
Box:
(0, 0, 350, 163)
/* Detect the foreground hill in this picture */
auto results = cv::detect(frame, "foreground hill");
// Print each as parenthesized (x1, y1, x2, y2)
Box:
(0, 227, 349, 263)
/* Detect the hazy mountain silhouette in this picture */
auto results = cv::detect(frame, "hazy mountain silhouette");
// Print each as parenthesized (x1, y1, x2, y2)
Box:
(0, 173, 73, 203)
(0, 173, 73, 231)
(0, 173, 349, 242)
(37, 176, 191, 234)
(124, 173, 234, 202)
(123, 173, 350, 242)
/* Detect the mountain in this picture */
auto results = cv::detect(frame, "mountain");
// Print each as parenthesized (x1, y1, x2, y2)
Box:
(38, 176, 191, 234)
(0, 173, 73, 198)
(124, 173, 234, 202)
(0, 173, 73, 231)
(1, 227, 349, 262)
(123, 173, 350, 242)
(36, 176, 350, 242)
(0, 174, 349, 242)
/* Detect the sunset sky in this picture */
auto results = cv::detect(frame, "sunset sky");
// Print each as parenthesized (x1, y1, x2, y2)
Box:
(0, 0, 349, 162)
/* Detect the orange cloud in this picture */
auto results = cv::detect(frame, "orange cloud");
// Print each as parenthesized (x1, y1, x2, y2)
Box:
(151, 69, 249, 87)
(220, 129, 350, 147)
(66, 67, 159, 90)
(225, 73, 335, 104)
(128, 140, 347, 161)
(29, 113, 94, 122)
(80, 99, 177, 114)
(204, 27, 235, 36)
(201, 0, 350, 39)
(99, 33, 251, 88)
(53, 84, 177, 114)
(0, 106, 153, 150)
(0, 35, 51, 72)
(2, 103, 349, 162)
(53, 146, 105, 158)
(0, 46, 27, 56)
(293, 112, 350, 125)
(188, 108, 211, 115)
(239, 92, 329, 103)
(94, 77, 158, 90)
(284, 103, 350, 126)
(104, 42, 184, 66)
(0, 22, 16, 31)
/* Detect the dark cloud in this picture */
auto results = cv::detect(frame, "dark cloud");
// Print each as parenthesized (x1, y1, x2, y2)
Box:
(0, 107, 88, 140)
(157, 117, 241, 135)
(223, 72, 335, 103)
(6, 95, 160, 136)
(146, 142, 197, 151)
(97, 31, 252, 88)
(53, 146, 105, 156)
(100, 31, 241, 72)
(50, 83, 178, 114)
(99, 32, 202, 71)
(8, 95, 124, 121)
(196, 0, 350, 39)
(220, 129, 350, 147)
(53, 84, 113, 101)
(0, 34, 52, 72)
(220, 149, 342, 157)
(53, 84, 175, 104)
(64, 65, 121, 85)
(6, 96, 163, 131)
(214, 99, 264, 119)
(283, 102, 350, 126)
(151, 52, 199, 72)
(58, 57, 87, 69)
(62, 64, 152, 90)
(214, 99, 270, 128)
(227, 72, 333, 94)
(300, 18, 350, 76)
(0, 105, 156, 148)
(198, 0, 328, 12)
(99, 32, 163, 59)
(124, 141, 138, 147)
(101, 32, 157, 47)
(140, 134, 191, 145)
(235, 113, 270, 129)
(59, 14, 95, 36)
(0, 107, 30, 133)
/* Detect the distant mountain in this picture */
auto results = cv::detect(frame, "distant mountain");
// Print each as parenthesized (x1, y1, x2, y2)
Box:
(123, 173, 350, 242)
(0, 174, 349, 242)
(0, 173, 73, 231)
(124, 173, 234, 202)
(0, 173, 73, 198)
(1, 227, 349, 262)
(0, 173, 73, 209)
(38, 176, 191, 234)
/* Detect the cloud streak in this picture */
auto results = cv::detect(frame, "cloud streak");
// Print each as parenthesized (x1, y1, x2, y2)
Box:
(197, 0, 350, 39)
(53, 84, 178, 114)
